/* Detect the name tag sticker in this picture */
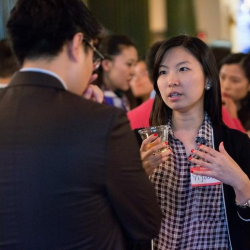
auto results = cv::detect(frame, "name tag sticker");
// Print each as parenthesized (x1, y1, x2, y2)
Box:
(190, 167, 221, 187)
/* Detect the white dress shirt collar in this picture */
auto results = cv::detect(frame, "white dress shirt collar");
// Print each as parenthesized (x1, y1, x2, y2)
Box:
(20, 67, 68, 90)
(0, 84, 8, 88)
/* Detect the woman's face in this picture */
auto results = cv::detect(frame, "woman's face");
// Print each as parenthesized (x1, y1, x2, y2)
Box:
(220, 64, 250, 103)
(130, 61, 153, 99)
(103, 46, 138, 91)
(157, 46, 206, 114)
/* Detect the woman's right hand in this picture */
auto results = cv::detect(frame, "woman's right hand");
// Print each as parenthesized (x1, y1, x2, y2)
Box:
(140, 134, 172, 176)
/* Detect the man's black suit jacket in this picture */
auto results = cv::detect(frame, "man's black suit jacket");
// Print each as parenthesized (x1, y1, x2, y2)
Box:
(0, 71, 162, 250)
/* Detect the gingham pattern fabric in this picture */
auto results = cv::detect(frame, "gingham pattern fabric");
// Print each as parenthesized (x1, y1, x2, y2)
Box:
(150, 113, 229, 250)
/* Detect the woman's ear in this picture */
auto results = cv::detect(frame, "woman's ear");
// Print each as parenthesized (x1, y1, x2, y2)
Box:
(101, 59, 112, 72)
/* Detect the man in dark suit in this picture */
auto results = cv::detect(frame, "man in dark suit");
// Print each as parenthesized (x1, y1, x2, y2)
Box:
(0, 0, 162, 249)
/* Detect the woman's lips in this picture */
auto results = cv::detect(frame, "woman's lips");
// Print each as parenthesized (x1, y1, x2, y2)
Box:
(168, 92, 181, 97)
(168, 92, 182, 101)
(222, 93, 231, 98)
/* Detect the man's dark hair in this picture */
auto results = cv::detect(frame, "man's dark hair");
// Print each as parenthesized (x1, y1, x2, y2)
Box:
(0, 39, 19, 78)
(7, 0, 102, 64)
(150, 35, 223, 126)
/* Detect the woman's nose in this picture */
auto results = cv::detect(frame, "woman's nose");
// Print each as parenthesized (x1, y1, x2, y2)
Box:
(167, 72, 179, 87)
(221, 78, 230, 90)
(131, 66, 136, 76)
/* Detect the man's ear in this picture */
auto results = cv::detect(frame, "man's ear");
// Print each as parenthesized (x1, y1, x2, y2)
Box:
(101, 59, 112, 72)
(67, 32, 83, 62)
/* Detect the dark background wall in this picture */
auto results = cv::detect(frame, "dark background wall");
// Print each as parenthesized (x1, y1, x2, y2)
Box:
(88, 0, 196, 56)
(167, 0, 196, 38)
(0, 0, 197, 57)
(88, 0, 150, 57)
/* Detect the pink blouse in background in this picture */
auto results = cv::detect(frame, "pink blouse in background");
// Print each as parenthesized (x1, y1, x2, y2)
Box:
(127, 98, 246, 133)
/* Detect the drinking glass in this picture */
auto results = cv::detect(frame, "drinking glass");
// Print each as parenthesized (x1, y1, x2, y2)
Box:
(138, 125, 168, 152)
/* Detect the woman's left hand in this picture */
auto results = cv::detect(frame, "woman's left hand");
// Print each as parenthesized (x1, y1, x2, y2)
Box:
(189, 142, 250, 203)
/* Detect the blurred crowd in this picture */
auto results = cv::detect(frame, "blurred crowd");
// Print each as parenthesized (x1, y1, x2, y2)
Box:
(2, 32, 250, 137)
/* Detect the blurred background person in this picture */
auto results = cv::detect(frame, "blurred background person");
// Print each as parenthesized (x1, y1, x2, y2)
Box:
(0, 38, 19, 87)
(130, 59, 153, 104)
(220, 53, 250, 136)
(127, 41, 163, 129)
(94, 34, 138, 111)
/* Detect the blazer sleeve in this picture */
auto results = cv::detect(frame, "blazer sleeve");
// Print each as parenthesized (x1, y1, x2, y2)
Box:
(105, 110, 162, 241)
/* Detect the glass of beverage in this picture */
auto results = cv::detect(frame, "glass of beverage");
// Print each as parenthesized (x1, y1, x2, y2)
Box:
(138, 125, 169, 152)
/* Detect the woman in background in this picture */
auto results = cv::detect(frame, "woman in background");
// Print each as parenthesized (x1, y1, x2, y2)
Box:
(127, 41, 163, 129)
(220, 53, 250, 136)
(94, 34, 138, 111)
(140, 35, 250, 250)
(130, 59, 153, 103)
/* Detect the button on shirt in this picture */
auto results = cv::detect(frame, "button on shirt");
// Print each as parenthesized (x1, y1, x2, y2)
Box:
(150, 113, 229, 250)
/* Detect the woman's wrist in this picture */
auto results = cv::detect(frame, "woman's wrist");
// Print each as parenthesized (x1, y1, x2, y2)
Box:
(233, 175, 250, 205)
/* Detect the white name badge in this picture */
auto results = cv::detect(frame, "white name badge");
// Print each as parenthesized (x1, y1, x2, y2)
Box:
(190, 167, 221, 187)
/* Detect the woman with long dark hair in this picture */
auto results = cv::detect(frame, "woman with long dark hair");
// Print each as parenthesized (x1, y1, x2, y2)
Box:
(140, 35, 250, 250)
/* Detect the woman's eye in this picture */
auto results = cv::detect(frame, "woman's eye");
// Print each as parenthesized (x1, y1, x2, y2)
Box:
(159, 70, 167, 75)
(232, 79, 240, 83)
(126, 63, 133, 67)
(180, 67, 189, 72)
